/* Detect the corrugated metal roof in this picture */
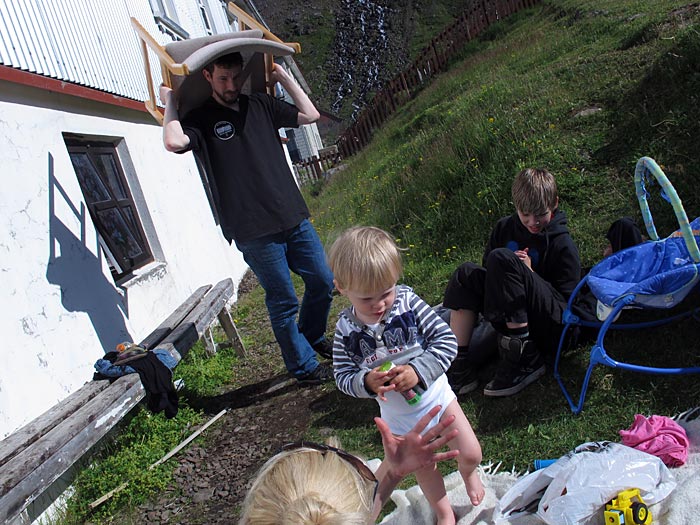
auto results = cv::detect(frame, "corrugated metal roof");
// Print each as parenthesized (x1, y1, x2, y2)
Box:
(0, 0, 227, 102)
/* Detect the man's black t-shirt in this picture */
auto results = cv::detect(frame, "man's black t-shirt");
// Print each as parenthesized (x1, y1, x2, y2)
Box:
(180, 93, 309, 242)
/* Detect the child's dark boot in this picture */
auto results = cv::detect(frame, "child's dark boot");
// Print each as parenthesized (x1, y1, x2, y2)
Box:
(483, 332, 545, 397)
(447, 346, 480, 395)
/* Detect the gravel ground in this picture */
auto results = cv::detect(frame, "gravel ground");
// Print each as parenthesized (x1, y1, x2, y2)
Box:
(136, 384, 324, 524)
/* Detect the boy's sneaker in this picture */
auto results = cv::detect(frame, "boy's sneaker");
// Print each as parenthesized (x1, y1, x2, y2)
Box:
(483, 336, 545, 397)
(297, 361, 334, 386)
(312, 338, 334, 360)
(447, 355, 479, 395)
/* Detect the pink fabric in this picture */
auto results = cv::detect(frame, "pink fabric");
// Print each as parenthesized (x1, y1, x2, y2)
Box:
(620, 414, 689, 467)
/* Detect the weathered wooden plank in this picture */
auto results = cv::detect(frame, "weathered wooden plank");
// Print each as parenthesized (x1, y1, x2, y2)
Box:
(217, 307, 247, 358)
(140, 284, 212, 350)
(0, 284, 212, 470)
(0, 375, 143, 523)
(0, 280, 235, 524)
(0, 380, 109, 470)
(161, 278, 235, 359)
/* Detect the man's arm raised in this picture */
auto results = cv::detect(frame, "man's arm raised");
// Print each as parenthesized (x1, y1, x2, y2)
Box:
(159, 85, 191, 153)
(269, 64, 320, 125)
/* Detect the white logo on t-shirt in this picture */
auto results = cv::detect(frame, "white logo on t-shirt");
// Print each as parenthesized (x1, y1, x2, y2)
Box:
(214, 121, 235, 140)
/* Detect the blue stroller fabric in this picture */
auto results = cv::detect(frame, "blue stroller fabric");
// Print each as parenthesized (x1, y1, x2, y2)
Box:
(588, 216, 700, 309)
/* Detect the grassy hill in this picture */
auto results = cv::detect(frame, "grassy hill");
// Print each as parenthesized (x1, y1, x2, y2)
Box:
(308, 0, 700, 302)
(301, 0, 700, 494)
(253, 0, 479, 130)
(59, 1, 700, 522)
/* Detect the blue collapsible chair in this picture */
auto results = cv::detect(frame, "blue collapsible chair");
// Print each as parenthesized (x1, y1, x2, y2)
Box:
(553, 157, 700, 414)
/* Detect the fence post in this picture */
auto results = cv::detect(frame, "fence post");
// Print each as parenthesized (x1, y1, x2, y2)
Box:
(386, 80, 397, 112)
(359, 116, 371, 146)
(312, 155, 323, 180)
(431, 41, 442, 72)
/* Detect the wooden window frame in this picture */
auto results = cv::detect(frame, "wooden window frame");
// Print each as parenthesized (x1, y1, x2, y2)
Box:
(65, 139, 154, 280)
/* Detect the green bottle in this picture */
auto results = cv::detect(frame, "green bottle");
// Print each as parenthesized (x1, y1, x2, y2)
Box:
(378, 361, 422, 405)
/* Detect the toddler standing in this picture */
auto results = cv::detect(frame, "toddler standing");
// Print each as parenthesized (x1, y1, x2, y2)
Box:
(328, 226, 484, 524)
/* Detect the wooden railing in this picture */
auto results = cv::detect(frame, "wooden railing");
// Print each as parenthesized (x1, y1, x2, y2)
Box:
(293, 147, 343, 186)
(334, 0, 541, 159)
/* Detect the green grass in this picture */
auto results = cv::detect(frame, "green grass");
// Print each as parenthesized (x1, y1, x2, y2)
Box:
(58, 1, 700, 522)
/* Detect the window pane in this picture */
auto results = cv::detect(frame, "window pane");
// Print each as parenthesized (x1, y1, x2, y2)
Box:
(121, 205, 141, 237)
(95, 153, 127, 199)
(96, 208, 144, 260)
(69, 153, 111, 203)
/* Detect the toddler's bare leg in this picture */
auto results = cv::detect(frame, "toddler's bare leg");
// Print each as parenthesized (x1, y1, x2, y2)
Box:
(443, 399, 485, 506)
(415, 464, 456, 525)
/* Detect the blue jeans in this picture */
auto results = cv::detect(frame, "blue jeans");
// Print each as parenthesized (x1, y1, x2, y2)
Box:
(235, 219, 334, 377)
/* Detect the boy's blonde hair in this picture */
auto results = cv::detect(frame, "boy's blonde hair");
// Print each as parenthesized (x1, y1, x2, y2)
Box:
(328, 226, 401, 293)
(511, 168, 558, 214)
(238, 438, 374, 525)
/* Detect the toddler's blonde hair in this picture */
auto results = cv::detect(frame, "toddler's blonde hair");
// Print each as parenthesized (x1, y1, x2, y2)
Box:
(328, 226, 402, 293)
(238, 438, 374, 525)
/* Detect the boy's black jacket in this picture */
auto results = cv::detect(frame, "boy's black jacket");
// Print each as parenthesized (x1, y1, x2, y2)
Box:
(484, 209, 581, 299)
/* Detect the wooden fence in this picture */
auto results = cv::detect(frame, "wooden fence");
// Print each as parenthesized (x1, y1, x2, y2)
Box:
(293, 147, 343, 186)
(291, 0, 541, 184)
(334, 0, 541, 159)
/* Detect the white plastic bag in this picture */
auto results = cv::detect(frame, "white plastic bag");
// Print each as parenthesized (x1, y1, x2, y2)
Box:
(493, 441, 676, 525)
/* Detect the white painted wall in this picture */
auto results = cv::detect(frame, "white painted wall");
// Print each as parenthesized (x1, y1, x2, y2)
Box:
(0, 81, 248, 438)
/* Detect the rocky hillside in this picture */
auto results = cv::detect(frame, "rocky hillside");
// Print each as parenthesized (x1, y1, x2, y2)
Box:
(250, 0, 474, 138)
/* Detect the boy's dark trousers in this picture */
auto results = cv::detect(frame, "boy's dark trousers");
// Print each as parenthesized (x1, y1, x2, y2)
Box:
(443, 248, 567, 362)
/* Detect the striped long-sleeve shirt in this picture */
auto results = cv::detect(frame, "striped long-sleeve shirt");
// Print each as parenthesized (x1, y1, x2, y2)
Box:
(333, 284, 457, 399)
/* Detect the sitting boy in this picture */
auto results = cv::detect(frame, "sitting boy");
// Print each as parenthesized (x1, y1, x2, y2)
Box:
(443, 168, 581, 397)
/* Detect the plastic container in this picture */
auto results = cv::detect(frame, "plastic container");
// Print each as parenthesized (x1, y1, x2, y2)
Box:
(533, 459, 556, 470)
(378, 361, 422, 405)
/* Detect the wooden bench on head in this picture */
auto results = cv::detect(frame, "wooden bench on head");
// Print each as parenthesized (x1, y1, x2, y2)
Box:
(0, 278, 244, 525)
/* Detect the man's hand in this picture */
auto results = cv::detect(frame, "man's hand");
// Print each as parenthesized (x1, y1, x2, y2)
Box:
(159, 84, 174, 106)
(268, 63, 291, 87)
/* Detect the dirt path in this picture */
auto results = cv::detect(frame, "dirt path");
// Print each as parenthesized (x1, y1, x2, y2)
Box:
(136, 378, 328, 524)
(133, 272, 337, 524)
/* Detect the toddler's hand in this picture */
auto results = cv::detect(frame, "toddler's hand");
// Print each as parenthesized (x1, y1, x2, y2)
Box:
(365, 368, 395, 401)
(389, 364, 420, 394)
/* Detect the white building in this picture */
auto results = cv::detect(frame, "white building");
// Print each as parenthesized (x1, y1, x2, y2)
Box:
(0, 0, 319, 438)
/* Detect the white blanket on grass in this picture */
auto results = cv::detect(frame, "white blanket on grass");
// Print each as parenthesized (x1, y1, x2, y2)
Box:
(377, 408, 700, 525)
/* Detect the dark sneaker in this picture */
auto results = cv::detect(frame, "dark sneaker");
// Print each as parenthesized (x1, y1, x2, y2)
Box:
(297, 361, 334, 386)
(483, 336, 545, 397)
(312, 338, 334, 360)
(447, 355, 479, 395)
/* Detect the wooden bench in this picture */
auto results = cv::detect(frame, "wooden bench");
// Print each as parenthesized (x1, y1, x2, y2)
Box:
(0, 278, 243, 524)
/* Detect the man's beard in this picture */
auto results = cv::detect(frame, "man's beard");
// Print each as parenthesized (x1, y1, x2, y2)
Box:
(216, 89, 239, 105)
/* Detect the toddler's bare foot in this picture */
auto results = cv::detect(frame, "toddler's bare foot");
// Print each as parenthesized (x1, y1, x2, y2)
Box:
(465, 470, 485, 506)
